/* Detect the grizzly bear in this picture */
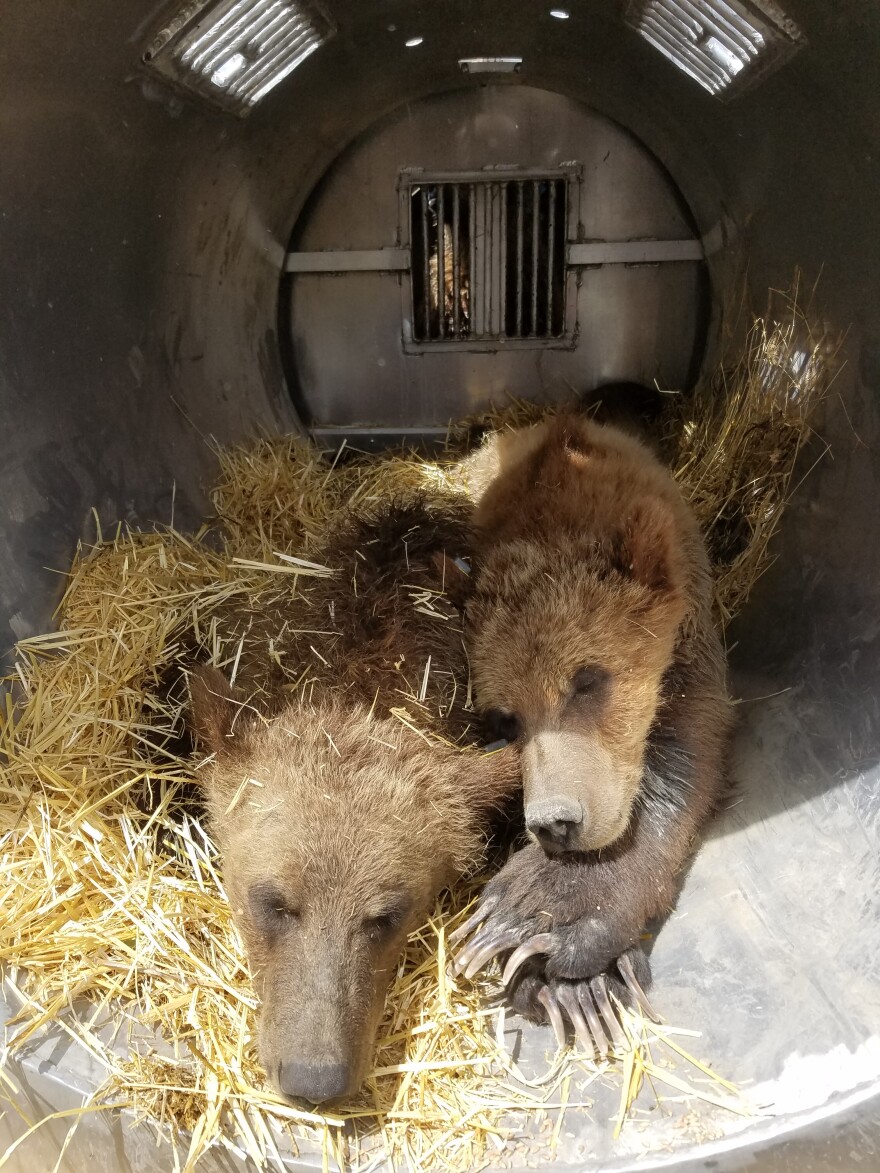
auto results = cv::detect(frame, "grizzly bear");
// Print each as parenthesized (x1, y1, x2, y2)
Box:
(189, 499, 519, 1103)
(450, 414, 733, 1050)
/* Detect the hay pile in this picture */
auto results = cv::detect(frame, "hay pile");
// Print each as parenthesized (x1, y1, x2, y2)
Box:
(663, 284, 840, 625)
(0, 294, 836, 1170)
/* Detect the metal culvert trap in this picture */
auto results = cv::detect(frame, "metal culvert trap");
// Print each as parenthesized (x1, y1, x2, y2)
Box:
(1, 1, 879, 1170)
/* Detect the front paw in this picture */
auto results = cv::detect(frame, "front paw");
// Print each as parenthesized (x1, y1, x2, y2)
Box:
(450, 843, 558, 979)
(506, 950, 658, 1060)
(451, 843, 642, 984)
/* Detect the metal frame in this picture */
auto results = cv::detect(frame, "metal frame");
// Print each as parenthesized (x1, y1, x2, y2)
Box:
(141, 0, 336, 116)
(281, 167, 704, 356)
(623, 0, 806, 100)
(397, 164, 582, 354)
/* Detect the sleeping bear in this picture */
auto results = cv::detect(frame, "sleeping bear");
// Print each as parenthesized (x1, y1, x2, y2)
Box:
(189, 498, 519, 1103)
(451, 414, 733, 1052)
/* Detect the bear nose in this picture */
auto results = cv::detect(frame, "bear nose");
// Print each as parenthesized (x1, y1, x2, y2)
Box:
(525, 797, 583, 852)
(278, 1060, 352, 1103)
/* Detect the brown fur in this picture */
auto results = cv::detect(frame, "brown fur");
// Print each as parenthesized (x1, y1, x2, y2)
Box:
(190, 499, 519, 1102)
(452, 415, 733, 1007)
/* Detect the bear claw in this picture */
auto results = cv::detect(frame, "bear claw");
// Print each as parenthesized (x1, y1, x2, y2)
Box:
(537, 986, 567, 1047)
(460, 930, 522, 979)
(618, 951, 658, 1020)
(532, 973, 640, 1060)
(448, 896, 498, 947)
(575, 982, 612, 1057)
(556, 983, 604, 1058)
(501, 933, 555, 986)
(589, 975, 628, 1049)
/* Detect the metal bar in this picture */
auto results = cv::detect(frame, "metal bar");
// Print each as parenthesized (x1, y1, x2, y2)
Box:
(515, 182, 524, 337)
(482, 185, 490, 338)
(673, 0, 755, 60)
(484, 183, 492, 337)
(403, 335, 576, 354)
(469, 183, 477, 338)
(695, 0, 763, 45)
(499, 182, 507, 337)
(530, 181, 539, 337)
(183, 0, 253, 68)
(437, 185, 446, 340)
(451, 185, 461, 338)
(646, 8, 737, 80)
(221, 9, 295, 77)
(649, 0, 701, 41)
(228, 23, 315, 96)
(189, 0, 280, 72)
(640, 29, 719, 92)
(246, 37, 321, 104)
(283, 249, 410, 272)
(567, 239, 704, 265)
(404, 167, 574, 183)
(229, 25, 313, 96)
(421, 188, 432, 340)
(546, 181, 557, 336)
(458, 57, 523, 73)
(641, 20, 725, 89)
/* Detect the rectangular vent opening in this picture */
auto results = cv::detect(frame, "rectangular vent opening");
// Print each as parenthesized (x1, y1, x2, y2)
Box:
(625, 0, 804, 98)
(409, 177, 568, 345)
(143, 0, 335, 113)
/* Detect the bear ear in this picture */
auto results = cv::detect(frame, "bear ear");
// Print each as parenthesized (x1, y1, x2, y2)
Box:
(430, 550, 474, 609)
(559, 419, 594, 465)
(189, 665, 240, 755)
(620, 499, 684, 596)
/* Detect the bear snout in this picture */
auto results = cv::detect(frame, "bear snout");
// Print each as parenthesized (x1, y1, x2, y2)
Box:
(277, 1058, 355, 1104)
(525, 796, 583, 854)
(522, 731, 632, 852)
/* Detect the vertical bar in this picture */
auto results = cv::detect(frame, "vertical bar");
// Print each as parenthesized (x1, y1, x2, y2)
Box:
(486, 184, 495, 336)
(481, 185, 489, 338)
(546, 181, 557, 337)
(452, 184, 461, 338)
(530, 180, 540, 337)
(485, 182, 499, 337)
(437, 185, 446, 340)
(471, 182, 478, 337)
(515, 182, 524, 337)
(499, 182, 507, 337)
(469, 183, 477, 337)
(420, 187, 431, 340)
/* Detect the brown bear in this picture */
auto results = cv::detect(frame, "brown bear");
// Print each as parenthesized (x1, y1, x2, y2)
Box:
(450, 414, 733, 1052)
(189, 498, 519, 1103)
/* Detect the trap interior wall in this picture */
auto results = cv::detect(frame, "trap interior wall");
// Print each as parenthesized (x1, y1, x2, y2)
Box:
(2, 1, 880, 1170)
(282, 85, 707, 433)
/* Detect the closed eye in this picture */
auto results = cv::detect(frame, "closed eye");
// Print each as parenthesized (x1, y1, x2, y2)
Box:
(364, 896, 411, 941)
(248, 882, 299, 937)
(569, 665, 611, 700)
(484, 708, 521, 744)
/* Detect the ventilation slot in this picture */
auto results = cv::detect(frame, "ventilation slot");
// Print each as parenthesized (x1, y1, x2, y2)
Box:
(143, 0, 336, 113)
(625, 0, 804, 98)
(409, 177, 568, 345)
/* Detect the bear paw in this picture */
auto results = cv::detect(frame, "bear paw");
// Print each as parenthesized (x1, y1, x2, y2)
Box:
(503, 952, 657, 1060)
(450, 843, 644, 982)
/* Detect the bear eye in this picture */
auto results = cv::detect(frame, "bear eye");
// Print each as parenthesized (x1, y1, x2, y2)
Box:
(570, 665, 610, 699)
(248, 883, 299, 937)
(364, 896, 410, 941)
(484, 708, 521, 744)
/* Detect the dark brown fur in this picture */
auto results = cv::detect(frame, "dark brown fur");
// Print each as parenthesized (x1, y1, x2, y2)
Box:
(190, 499, 519, 1102)
(452, 415, 733, 1014)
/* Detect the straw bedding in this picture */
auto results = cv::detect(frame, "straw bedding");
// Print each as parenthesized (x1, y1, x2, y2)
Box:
(0, 291, 837, 1170)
